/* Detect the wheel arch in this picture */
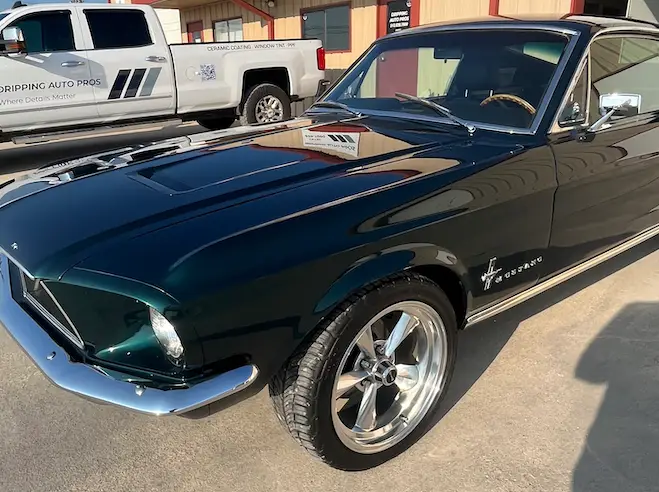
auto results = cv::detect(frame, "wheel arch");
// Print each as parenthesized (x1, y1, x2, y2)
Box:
(241, 67, 291, 102)
(308, 243, 472, 334)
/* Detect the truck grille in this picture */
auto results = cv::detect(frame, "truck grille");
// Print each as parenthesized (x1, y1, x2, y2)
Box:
(16, 267, 85, 349)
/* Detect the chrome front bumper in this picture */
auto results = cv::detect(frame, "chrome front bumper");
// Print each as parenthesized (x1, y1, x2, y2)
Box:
(0, 255, 259, 416)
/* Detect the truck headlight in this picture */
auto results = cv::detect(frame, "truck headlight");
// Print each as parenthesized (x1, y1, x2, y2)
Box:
(149, 307, 184, 360)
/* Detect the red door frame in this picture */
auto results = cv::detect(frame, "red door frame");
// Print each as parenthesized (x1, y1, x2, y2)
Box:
(377, 0, 420, 38)
(187, 21, 204, 43)
(570, 0, 585, 13)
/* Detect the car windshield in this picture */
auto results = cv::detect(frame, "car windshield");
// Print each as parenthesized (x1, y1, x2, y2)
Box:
(322, 29, 571, 131)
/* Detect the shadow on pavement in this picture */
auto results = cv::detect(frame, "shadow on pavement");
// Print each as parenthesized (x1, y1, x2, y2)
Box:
(572, 299, 659, 492)
(433, 238, 659, 435)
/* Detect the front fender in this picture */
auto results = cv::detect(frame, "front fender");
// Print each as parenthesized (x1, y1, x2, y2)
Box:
(313, 242, 470, 315)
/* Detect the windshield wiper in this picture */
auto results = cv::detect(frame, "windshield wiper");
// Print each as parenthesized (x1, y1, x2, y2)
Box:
(394, 92, 476, 135)
(308, 101, 363, 117)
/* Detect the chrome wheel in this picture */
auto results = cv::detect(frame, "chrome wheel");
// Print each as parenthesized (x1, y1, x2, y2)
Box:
(331, 300, 448, 454)
(255, 95, 284, 123)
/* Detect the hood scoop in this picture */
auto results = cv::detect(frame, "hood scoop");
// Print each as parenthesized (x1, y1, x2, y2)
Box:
(0, 137, 205, 208)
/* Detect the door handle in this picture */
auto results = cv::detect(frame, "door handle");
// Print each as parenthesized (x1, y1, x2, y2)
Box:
(61, 60, 85, 67)
(145, 56, 167, 63)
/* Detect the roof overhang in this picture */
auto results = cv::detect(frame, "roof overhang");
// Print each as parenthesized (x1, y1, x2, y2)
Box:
(151, 0, 218, 9)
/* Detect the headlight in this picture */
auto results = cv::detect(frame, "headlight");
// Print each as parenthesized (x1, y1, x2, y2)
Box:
(149, 307, 184, 360)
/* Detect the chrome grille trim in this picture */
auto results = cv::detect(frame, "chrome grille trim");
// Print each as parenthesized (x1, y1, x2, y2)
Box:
(17, 268, 85, 350)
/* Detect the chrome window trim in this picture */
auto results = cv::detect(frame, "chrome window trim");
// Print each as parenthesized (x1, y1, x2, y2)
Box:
(321, 24, 582, 136)
(0, 248, 35, 280)
(393, 23, 580, 36)
(18, 270, 85, 350)
(550, 54, 590, 133)
(549, 26, 659, 134)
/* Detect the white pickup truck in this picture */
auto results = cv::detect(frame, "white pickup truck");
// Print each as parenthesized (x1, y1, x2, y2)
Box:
(0, 2, 327, 143)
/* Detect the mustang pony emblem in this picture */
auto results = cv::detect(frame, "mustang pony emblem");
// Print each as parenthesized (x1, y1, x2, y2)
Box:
(481, 258, 502, 290)
(481, 256, 544, 291)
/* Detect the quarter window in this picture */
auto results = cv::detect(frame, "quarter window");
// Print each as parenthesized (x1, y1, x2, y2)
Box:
(214, 18, 243, 42)
(85, 10, 152, 49)
(589, 36, 659, 123)
(7, 11, 75, 53)
(302, 4, 350, 52)
(558, 61, 588, 126)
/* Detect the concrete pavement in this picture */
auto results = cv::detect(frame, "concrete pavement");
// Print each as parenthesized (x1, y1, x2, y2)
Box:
(1, 127, 659, 492)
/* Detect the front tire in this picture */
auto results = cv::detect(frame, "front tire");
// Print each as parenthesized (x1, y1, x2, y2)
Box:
(269, 273, 458, 470)
(239, 83, 291, 126)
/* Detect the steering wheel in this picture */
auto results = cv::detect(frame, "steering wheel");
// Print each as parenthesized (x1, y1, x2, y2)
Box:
(480, 94, 537, 115)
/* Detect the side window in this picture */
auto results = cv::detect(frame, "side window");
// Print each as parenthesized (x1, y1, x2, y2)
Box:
(7, 11, 75, 53)
(589, 36, 659, 124)
(85, 10, 152, 49)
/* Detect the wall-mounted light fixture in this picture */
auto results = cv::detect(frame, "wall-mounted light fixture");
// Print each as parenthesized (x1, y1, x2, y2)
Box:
(267, 0, 275, 7)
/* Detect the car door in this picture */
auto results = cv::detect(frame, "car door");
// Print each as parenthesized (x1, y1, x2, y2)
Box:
(81, 7, 174, 121)
(547, 33, 659, 276)
(0, 7, 96, 132)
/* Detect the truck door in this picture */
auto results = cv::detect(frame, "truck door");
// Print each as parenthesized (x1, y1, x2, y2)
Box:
(0, 8, 97, 132)
(81, 8, 175, 121)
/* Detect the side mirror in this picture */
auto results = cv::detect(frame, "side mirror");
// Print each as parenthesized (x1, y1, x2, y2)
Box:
(0, 27, 25, 55)
(573, 94, 639, 141)
(598, 93, 641, 118)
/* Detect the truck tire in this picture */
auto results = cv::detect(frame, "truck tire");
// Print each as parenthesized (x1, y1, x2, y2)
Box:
(269, 273, 458, 470)
(197, 116, 236, 131)
(239, 83, 291, 126)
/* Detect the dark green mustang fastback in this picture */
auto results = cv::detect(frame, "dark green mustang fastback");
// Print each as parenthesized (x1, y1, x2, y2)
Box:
(3, 14, 659, 470)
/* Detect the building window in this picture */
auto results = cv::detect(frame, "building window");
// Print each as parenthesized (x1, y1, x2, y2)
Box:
(302, 4, 350, 52)
(214, 18, 243, 42)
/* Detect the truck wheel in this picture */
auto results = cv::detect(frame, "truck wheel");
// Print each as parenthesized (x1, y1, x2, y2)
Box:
(197, 116, 236, 131)
(240, 83, 291, 126)
(269, 273, 458, 470)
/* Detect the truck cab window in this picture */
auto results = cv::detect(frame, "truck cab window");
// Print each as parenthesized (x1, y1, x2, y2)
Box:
(85, 10, 152, 49)
(6, 12, 75, 53)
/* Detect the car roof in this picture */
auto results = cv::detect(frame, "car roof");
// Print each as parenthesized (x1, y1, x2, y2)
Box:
(387, 14, 659, 38)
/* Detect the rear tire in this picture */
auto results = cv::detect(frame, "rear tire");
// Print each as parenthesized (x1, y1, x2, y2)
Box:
(197, 116, 236, 131)
(239, 83, 291, 126)
(269, 273, 458, 470)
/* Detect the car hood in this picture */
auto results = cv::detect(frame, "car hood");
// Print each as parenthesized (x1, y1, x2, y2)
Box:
(0, 114, 517, 280)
